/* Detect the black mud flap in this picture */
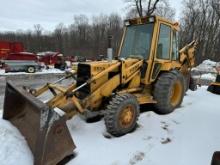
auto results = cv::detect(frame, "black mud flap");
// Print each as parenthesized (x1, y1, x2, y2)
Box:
(3, 82, 76, 165)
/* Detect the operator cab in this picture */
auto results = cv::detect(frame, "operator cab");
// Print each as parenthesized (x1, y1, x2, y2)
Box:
(118, 16, 180, 83)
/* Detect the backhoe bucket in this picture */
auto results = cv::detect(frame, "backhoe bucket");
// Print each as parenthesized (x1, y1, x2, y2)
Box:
(3, 82, 76, 165)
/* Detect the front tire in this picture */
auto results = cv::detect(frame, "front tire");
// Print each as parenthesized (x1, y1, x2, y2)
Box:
(153, 71, 184, 114)
(104, 94, 140, 136)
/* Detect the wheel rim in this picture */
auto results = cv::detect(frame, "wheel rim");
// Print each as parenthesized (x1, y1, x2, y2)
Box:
(28, 67, 34, 73)
(119, 105, 135, 128)
(170, 80, 183, 107)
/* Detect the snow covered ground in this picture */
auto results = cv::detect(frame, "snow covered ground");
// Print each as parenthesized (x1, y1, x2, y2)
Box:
(192, 59, 218, 74)
(0, 59, 219, 165)
(200, 73, 216, 81)
(0, 68, 64, 76)
(0, 86, 219, 165)
(191, 59, 219, 85)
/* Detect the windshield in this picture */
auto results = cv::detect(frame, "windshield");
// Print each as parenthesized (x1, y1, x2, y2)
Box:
(119, 24, 154, 59)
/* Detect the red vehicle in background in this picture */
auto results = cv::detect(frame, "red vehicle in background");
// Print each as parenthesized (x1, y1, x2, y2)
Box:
(0, 41, 75, 71)
(0, 41, 37, 61)
(37, 51, 62, 65)
(6, 52, 37, 61)
(0, 41, 24, 57)
(37, 51, 76, 65)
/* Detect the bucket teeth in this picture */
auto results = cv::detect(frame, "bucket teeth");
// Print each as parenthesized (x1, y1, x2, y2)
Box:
(3, 81, 76, 165)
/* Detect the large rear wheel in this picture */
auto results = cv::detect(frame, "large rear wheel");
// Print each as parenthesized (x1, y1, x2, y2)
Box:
(153, 71, 184, 114)
(104, 93, 140, 136)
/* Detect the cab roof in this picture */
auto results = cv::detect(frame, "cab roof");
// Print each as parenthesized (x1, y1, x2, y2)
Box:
(124, 15, 180, 31)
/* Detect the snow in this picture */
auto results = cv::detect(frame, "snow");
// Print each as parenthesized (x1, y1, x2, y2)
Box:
(0, 70, 5, 75)
(37, 51, 56, 56)
(68, 87, 220, 165)
(39, 68, 65, 74)
(0, 87, 219, 165)
(0, 112, 33, 165)
(0, 68, 64, 75)
(193, 59, 218, 73)
(200, 73, 216, 81)
(202, 59, 217, 66)
(192, 59, 220, 83)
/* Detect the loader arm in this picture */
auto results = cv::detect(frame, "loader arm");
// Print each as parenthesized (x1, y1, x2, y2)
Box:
(179, 40, 197, 68)
(31, 59, 144, 113)
(179, 40, 197, 91)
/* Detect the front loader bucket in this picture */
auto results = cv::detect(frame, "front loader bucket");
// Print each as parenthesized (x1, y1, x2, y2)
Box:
(3, 82, 76, 165)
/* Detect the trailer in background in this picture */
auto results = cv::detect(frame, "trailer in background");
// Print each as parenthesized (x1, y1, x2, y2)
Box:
(0, 41, 37, 61)
(0, 60, 41, 73)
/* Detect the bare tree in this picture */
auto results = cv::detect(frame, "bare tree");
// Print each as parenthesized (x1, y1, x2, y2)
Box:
(108, 13, 123, 56)
(211, 0, 220, 17)
(74, 15, 89, 40)
(146, 0, 160, 16)
(34, 24, 43, 36)
(0, 13, 123, 59)
(125, 0, 175, 19)
(180, 0, 220, 63)
(154, 0, 175, 20)
(54, 23, 65, 53)
(91, 14, 109, 56)
(33, 24, 43, 51)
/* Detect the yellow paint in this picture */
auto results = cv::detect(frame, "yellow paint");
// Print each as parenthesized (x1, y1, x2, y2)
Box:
(128, 73, 141, 89)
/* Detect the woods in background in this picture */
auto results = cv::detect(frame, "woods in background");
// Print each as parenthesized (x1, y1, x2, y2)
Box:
(125, 0, 175, 20)
(180, 0, 220, 64)
(0, 13, 123, 59)
(0, 0, 220, 64)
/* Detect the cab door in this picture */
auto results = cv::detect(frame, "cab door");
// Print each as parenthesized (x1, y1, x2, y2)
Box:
(150, 22, 172, 81)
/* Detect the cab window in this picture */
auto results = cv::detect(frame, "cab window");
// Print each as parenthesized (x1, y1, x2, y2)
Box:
(172, 31, 179, 60)
(120, 24, 154, 60)
(157, 24, 171, 59)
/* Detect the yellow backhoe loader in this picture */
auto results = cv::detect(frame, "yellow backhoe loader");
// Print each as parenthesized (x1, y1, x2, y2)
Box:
(3, 16, 197, 165)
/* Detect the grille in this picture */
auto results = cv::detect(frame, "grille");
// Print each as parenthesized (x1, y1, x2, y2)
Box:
(76, 63, 91, 99)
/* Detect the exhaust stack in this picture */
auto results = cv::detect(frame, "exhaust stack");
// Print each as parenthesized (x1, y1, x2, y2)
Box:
(107, 35, 113, 62)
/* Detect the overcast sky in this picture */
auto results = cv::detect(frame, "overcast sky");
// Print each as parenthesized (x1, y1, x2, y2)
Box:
(0, 0, 182, 32)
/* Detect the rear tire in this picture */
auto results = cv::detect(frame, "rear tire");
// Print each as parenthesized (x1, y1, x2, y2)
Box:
(153, 71, 184, 114)
(104, 93, 139, 136)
